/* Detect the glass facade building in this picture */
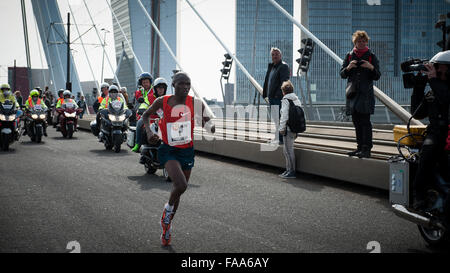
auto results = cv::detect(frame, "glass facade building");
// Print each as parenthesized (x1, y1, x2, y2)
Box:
(111, 0, 177, 94)
(235, 0, 294, 104)
(305, 0, 450, 105)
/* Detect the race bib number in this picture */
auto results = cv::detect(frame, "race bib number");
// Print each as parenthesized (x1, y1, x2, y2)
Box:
(34, 105, 42, 110)
(65, 103, 74, 108)
(167, 121, 191, 146)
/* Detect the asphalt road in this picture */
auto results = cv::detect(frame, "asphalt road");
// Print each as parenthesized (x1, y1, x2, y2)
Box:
(0, 128, 444, 253)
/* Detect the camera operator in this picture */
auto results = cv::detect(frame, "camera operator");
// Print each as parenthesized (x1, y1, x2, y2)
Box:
(410, 50, 450, 209)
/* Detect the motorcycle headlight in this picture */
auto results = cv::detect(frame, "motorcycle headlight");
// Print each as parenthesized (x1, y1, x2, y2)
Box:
(0, 114, 5, 121)
(110, 114, 125, 122)
(32, 114, 39, 119)
(64, 112, 76, 118)
(39, 114, 46, 119)
(8, 115, 16, 121)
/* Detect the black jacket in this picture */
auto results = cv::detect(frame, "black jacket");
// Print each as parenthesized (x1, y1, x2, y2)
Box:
(340, 50, 381, 115)
(263, 61, 290, 100)
(411, 75, 450, 141)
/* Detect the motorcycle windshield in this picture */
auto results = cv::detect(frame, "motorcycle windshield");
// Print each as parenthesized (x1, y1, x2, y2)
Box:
(32, 105, 45, 114)
(108, 100, 124, 115)
(0, 101, 16, 115)
(63, 103, 75, 110)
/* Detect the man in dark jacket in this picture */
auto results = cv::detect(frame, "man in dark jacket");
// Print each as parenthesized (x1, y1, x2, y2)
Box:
(340, 31, 381, 158)
(410, 50, 450, 209)
(263, 47, 290, 144)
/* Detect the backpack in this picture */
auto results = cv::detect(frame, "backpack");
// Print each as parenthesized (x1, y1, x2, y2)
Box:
(287, 99, 306, 133)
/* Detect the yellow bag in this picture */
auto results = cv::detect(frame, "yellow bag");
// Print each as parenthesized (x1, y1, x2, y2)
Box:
(393, 125, 427, 146)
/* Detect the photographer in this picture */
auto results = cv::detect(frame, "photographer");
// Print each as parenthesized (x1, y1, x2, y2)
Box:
(410, 50, 450, 209)
(340, 30, 381, 158)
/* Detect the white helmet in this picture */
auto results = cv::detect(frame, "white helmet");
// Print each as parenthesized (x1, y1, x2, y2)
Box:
(63, 90, 71, 97)
(100, 82, 110, 89)
(153, 77, 168, 88)
(430, 50, 450, 65)
(109, 85, 119, 93)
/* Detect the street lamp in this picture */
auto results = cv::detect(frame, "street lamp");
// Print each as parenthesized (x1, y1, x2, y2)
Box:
(100, 28, 110, 83)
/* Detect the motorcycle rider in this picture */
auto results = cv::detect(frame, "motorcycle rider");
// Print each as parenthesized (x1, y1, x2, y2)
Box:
(53, 89, 65, 128)
(134, 72, 153, 106)
(0, 84, 20, 108)
(98, 85, 129, 111)
(411, 50, 450, 209)
(96, 85, 130, 141)
(131, 72, 153, 153)
(132, 77, 167, 152)
(94, 83, 110, 114)
(0, 84, 22, 131)
(56, 90, 78, 108)
(55, 90, 78, 131)
(24, 89, 48, 136)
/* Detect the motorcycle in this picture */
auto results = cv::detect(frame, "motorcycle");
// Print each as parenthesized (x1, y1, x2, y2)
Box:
(127, 120, 170, 181)
(47, 103, 55, 126)
(56, 102, 82, 138)
(24, 104, 47, 143)
(0, 100, 21, 151)
(96, 100, 131, 153)
(390, 123, 450, 248)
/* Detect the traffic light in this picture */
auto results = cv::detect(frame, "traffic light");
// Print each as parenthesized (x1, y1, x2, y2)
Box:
(221, 53, 233, 80)
(297, 38, 315, 73)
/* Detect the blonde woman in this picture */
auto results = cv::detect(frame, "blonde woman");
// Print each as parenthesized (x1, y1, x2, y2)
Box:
(340, 30, 380, 158)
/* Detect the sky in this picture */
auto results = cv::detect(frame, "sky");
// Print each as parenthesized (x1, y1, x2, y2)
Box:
(0, 0, 301, 101)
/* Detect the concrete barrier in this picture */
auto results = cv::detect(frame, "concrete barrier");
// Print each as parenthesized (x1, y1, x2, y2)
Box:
(78, 116, 390, 190)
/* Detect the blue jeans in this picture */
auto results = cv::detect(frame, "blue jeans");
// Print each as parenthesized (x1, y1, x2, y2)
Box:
(269, 98, 283, 143)
(135, 118, 144, 146)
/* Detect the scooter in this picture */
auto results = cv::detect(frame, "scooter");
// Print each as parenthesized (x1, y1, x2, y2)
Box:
(56, 102, 82, 138)
(24, 104, 47, 143)
(127, 120, 170, 181)
(390, 124, 450, 248)
(0, 100, 21, 151)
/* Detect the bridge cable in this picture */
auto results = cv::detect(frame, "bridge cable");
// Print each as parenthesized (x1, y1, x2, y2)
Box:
(136, 0, 215, 118)
(35, 1, 57, 94)
(81, 0, 121, 86)
(184, 0, 269, 104)
(105, 0, 144, 74)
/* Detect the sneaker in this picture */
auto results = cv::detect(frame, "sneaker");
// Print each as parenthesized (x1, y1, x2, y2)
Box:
(132, 144, 141, 153)
(160, 206, 174, 246)
(278, 170, 289, 177)
(282, 171, 296, 179)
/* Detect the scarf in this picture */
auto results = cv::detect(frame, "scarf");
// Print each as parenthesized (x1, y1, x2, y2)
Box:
(353, 46, 369, 58)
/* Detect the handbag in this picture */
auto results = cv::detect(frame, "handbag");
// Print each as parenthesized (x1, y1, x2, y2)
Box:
(346, 82, 357, 99)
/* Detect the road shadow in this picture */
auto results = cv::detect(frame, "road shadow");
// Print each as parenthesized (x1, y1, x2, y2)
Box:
(89, 149, 131, 157)
(196, 150, 388, 202)
(0, 148, 18, 155)
(127, 174, 200, 192)
(19, 139, 48, 145)
(161, 245, 176, 253)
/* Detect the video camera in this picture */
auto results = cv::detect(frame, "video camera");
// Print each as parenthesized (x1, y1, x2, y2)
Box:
(401, 58, 429, 89)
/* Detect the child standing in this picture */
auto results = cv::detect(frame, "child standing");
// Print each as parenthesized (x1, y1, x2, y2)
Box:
(279, 80, 302, 179)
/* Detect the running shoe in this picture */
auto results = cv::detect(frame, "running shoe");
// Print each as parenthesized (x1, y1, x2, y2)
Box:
(278, 170, 289, 177)
(160, 207, 174, 246)
(282, 171, 296, 179)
